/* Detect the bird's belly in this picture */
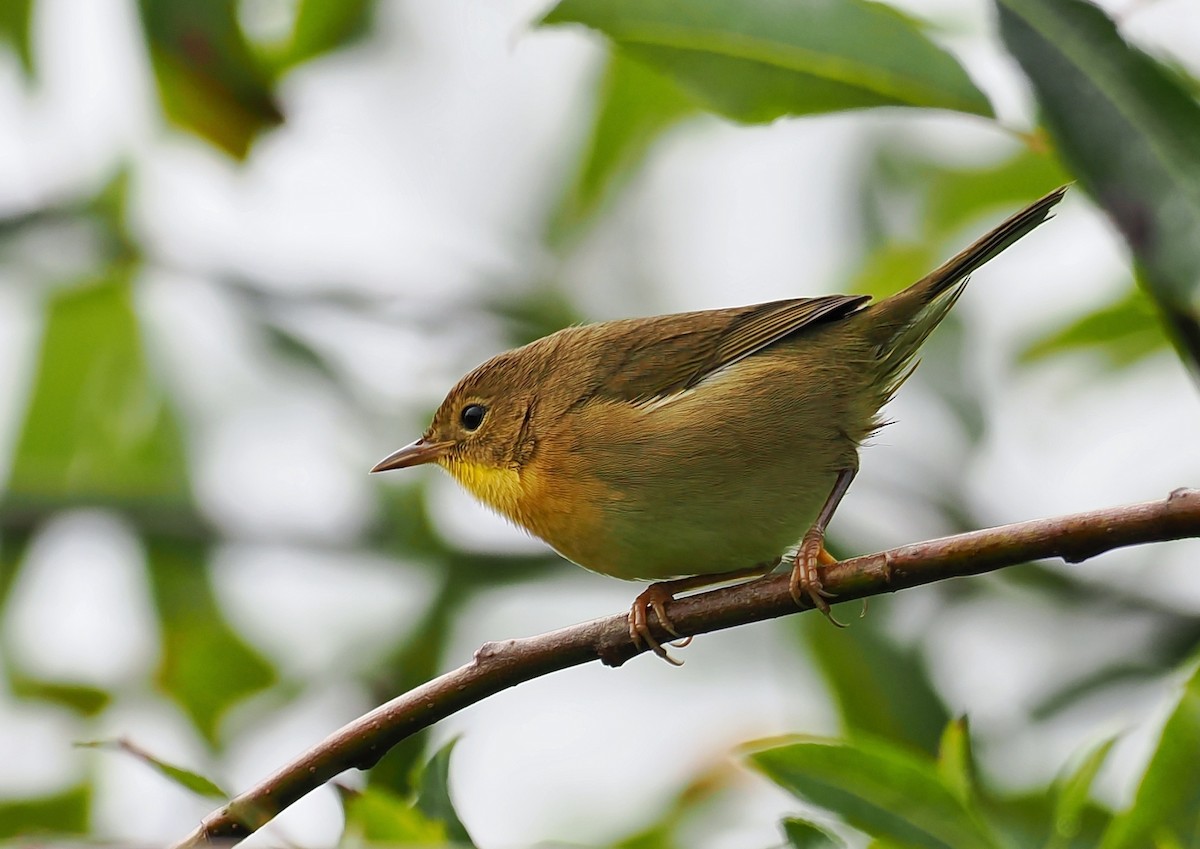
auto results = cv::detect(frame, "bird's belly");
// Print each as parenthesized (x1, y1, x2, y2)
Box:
(536, 465, 838, 582)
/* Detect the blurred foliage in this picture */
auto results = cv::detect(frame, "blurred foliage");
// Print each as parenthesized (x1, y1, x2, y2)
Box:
(338, 740, 476, 847)
(0, 0, 1197, 845)
(0, 784, 89, 839)
(541, 0, 993, 123)
(1020, 284, 1170, 368)
(0, 0, 33, 76)
(999, 0, 1200, 377)
(139, 0, 284, 158)
(77, 738, 228, 800)
(549, 51, 698, 243)
(750, 663, 1200, 847)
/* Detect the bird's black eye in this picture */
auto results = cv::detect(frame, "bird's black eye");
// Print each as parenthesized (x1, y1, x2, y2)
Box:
(460, 404, 487, 431)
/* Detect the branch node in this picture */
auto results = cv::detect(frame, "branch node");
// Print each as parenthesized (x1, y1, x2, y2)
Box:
(474, 641, 504, 662)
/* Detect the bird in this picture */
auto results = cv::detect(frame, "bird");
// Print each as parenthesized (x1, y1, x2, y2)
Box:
(372, 186, 1067, 661)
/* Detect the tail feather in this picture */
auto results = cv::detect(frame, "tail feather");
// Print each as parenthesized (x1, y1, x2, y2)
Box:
(869, 185, 1068, 394)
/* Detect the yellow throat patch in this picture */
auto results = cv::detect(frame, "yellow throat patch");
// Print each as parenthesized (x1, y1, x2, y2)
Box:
(441, 457, 526, 521)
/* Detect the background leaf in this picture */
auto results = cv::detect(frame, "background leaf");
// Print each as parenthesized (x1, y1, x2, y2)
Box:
(0, 784, 90, 838)
(415, 738, 475, 847)
(747, 735, 1002, 849)
(1100, 663, 1200, 849)
(1020, 285, 1169, 369)
(802, 610, 950, 754)
(0, 0, 33, 75)
(78, 738, 227, 800)
(998, 0, 1200, 376)
(783, 817, 846, 849)
(138, 0, 283, 158)
(542, 0, 993, 123)
(549, 51, 698, 241)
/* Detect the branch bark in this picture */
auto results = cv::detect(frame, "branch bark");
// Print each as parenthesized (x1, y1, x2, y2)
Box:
(170, 488, 1200, 847)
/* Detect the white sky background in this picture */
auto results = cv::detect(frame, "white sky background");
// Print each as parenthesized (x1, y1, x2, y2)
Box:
(0, 0, 1199, 846)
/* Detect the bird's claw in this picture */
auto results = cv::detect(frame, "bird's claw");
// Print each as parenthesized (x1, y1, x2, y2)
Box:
(629, 583, 685, 665)
(790, 530, 846, 628)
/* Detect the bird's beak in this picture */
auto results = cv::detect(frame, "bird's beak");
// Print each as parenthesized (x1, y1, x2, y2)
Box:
(370, 438, 455, 473)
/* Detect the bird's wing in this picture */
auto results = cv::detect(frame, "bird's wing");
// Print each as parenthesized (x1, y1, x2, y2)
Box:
(596, 294, 870, 405)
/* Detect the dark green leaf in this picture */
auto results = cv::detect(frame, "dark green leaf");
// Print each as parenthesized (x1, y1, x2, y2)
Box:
(138, 0, 283, 158)
(1020, 285, 1169, 369)
(802, 609, 950, 754)
(0, 0, 34, 75)
(78, 737, 227, 799)
(147, 537, 276, 745)
(0, 784, 89, 837)
(983, 792, 1111, 849)
(783, 817, 846, 848)
(542, 0, 992, 123)
(340, 785, 448, 844)
(1100, 662, 1200, 849)
(415, 738, 475, 847)
(998, 0, 1200, 377)
(747, 735, 1002, 849)
(1049, 737, 1116, 849)
(550, 51, 697, 241)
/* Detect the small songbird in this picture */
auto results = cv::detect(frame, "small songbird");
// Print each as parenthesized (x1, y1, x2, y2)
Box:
(373, 187, 1066, 660)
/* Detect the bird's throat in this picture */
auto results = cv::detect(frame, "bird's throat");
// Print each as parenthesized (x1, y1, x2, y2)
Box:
(441, 458, 526, 521)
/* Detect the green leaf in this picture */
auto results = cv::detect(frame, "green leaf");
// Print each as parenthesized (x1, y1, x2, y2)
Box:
(936, 718, 975, 806)
(147, 537, 276, 744)
(549, 50, 697, 241)
(541, 0, 993, 123)
(4, 273, 192, 514)
(802, 610, 950, 754)
(748, 735, 1003, 849)
(1020, 285, 1169, 369)
(1049, 737, 1116, 849)
(281, 0, 375, 70)
(997, 0, 1200, 376)
(138, 0, 283, 158)
(852, 143, 1067, 263)
(78, 737, 227, 800)
(340, 786, 448, 845)
(9, 674, 111, 717)
(0, 0, 34, 75)
(783, 817, 847, 848)
(983, 792, 1110, 849)
(415, 738, 475, 847)
(1100, 663, 1200, 849)
(0, 783, 90, 837)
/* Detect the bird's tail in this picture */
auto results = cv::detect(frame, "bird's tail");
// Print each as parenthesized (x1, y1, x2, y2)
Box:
(867, 185, 1068, 398)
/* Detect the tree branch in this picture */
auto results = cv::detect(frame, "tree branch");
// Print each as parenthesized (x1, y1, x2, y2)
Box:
(170, 488, 1200, 847)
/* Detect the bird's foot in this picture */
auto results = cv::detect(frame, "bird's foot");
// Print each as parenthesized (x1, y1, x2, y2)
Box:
(629, 583, 688, 665)
(790, 528, 845, 627)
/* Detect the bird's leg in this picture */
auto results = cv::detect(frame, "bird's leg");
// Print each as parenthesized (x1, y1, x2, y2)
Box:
(630, 562, 777, 663)
(790, 468, 857, 627)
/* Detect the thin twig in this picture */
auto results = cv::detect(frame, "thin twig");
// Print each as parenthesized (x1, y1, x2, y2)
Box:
(170, 488, 1200, 848)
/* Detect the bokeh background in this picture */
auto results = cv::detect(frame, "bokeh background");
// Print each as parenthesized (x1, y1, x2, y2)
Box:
(1, 0, 1199, 846)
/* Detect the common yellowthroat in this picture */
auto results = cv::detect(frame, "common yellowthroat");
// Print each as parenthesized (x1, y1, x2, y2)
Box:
(373, 187, 1066, 660)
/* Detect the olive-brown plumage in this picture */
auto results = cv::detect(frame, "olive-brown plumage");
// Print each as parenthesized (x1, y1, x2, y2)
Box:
(374, 187, 1067, 659)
